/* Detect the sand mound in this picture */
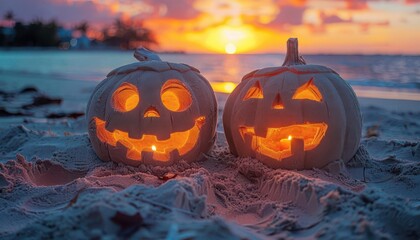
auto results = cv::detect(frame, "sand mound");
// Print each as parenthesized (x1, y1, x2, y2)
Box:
(0, 105, 419, 239)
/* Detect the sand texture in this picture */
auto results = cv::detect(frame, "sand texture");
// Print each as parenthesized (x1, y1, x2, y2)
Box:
(0, 89, 419, 239)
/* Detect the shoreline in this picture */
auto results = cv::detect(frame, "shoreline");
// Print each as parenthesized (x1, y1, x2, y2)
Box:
(358, 97, 420, 112)
(0, 72, 418, 114)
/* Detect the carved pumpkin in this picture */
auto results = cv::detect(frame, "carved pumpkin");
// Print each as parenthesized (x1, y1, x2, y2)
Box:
(223, 38, 362, 170)
(87, 48, 217, 166)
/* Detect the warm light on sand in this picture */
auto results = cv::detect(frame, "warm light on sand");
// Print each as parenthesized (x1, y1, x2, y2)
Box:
(353, 87, 420, 101)
(225, 43, 237, 54)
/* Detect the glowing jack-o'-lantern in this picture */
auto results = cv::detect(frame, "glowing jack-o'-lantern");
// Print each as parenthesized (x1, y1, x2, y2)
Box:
(223, 38, 362, 170)
(87, 48, 217, 166)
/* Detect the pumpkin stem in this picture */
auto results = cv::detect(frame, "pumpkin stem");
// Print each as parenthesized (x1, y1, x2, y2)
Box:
(134, 47, 162, 62)
(282, 38, 306, 66)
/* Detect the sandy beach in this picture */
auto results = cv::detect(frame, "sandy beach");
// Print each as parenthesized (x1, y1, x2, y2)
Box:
(1, 0, 420, 236)
(0, 66, 419, 239)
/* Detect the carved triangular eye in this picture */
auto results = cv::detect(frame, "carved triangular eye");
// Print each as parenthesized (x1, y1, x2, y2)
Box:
(243, 80, 264, 100)
(292, 78, 322, 102)
(272, 93, 284, 109)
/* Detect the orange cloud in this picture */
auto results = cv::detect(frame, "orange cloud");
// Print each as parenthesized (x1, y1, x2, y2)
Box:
(345, 0, 369, 10)
(0, 0, 419, 54)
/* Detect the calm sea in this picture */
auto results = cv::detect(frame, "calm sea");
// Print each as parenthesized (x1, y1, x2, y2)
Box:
(0, 50, 419, 101)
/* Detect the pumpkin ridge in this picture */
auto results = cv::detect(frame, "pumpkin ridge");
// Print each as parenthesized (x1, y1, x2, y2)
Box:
(242, 66, 337, 81)
(241, 69, 259, 81)
(325, 74, 361, 161)
(309, 74, 347, 167)
(107, 62, 200, 77)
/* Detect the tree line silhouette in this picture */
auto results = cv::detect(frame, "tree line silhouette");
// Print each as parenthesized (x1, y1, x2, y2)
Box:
(0, 11, 157, 49)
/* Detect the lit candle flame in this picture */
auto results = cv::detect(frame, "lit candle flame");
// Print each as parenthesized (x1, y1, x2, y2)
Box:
(151, 145, 157, 151)
(288, 135, 292, 141)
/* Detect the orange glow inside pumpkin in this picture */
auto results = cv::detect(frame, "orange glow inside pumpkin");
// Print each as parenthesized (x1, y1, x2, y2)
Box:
(144, 107, 160, 118)
(243, 81, 264, 100)
(93, 116, 206, 161)
(272, 93, 284, 109)
(292, 78, 323, 102)
(112, 83, 140, 112)
(161, 79, 192, 112)
(240, 123, 328, 160)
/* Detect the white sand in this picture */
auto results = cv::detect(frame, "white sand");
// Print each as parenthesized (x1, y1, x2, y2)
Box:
(0, 76, 419, 239)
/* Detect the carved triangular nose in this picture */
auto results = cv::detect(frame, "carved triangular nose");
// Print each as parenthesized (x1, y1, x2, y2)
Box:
(272, 93, 284, 109)
(144, 106, 160, 118)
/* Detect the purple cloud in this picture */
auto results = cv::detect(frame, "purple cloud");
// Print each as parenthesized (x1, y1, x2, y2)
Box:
(344, 0, 369, 10)
(320, 12, 353, 24)
(308, 11, 389, 34)
(263, 5, 306, 29)
(148, 0, 200, 19)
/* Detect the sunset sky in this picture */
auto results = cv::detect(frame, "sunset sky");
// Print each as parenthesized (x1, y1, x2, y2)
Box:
(1, 0, 419, 54)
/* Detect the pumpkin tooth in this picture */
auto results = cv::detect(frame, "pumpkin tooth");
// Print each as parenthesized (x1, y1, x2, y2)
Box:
(286, 138, 305, 169)
(141, 151, 154, 163)
(128, 130, 143, 139)
(126, 148, 142, 161)
(112, 142, 131, 162)
(290, 138, 304, 156)
(150, 149, 171, 162)
(254, 125, 268, 139)
(169, 149, 180, 161)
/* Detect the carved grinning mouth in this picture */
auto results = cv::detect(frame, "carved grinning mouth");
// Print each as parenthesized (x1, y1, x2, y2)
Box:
(239, 123, 328, 160)
(93, 117, 205, 162)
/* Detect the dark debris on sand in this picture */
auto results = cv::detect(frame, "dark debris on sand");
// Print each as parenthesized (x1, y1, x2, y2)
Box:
(0, 86, 84, 119)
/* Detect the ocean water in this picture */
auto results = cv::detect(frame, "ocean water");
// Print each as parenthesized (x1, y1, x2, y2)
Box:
(0, 50, 419, 101)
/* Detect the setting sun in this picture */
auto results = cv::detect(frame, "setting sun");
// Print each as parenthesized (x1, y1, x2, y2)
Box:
(225, 43, 236, 54)
(210, 82, 237, 94)
(188, 24, 266, 53)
